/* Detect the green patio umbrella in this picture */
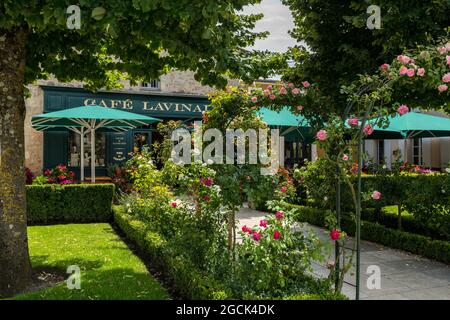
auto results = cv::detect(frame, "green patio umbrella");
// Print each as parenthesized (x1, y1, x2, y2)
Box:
(373, 112, 450, 138)
(32, 105, 161, 182)
(257, 107, 314, 142)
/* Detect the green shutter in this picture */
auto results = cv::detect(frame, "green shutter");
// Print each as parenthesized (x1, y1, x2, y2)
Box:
(44, 131, 68, 170)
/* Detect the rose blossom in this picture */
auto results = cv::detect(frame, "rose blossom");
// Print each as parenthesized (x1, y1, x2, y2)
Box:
(201, 177, 214, 187)
(203, 195, 210, 202)
(253, 232, 261, 241)
(263, 89, 270, 97)
(417, 68, 425, 77)
(273, 231, 281, 240)
(397, 104, 409, 116)
(406, 68, 415, 77)
(292, 88, 300, 95)
(288, 82, 295, 88)
(275, 211, 284, 219)
(397, 55, 411, 64)
(297, 105, 304, 111)
(280, 186, 287, 193)
(342, 154, 349, 161)
(447, 56, 450, 65)
(302, 81, 311, 88)
(442, 73, 450, 83)
(316, 129, 327, 141)
(259, 220, 268, 228)
(380, 63, 390, 71)
(372, 191, 382, 200)
(170, 201, 177, 208)
(251, 96, 258, 103)
(330, 229, 341, 241)
(399, 66, 408, 75)
(269, 94, 276, 100)
(266, 85, 273, 91)
(438, 85, 448, 92)
(279, 86, 287, 95)
(363, 125, 374, 136)
(347, 117, 359, 127)
(242, 225, 249, 233)
(438, 47, 447, 55)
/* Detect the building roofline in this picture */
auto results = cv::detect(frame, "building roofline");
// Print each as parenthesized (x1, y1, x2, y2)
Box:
(39, 84, 209, 100)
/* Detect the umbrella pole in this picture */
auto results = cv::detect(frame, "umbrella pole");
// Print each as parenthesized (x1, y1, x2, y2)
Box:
(80, 128, 85, 183)
(91, 128, 96, 183)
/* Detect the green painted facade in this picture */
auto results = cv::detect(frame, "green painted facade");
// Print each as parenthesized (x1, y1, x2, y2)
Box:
(42, 86, 209, 176)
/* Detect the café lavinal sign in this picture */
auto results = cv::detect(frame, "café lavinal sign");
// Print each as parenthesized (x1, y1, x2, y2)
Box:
(83, 98, 210, 114)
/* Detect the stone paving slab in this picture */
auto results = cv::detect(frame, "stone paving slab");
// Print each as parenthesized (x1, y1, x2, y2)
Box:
(236, 206, 450, 300)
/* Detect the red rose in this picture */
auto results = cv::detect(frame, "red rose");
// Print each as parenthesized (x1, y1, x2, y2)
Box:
(58, 175, 66, 181)
(273, 230, 281, 240)
(280, 187, 287, 193)
(203, 195, 210, 202)
(275, 211, 284, 219)
(253, 232, 261, 241)
(259, 220, 268, 228)
(44, 169, 52, 176)
(242, 225, 249, 233)
(330, 229, 341, 241)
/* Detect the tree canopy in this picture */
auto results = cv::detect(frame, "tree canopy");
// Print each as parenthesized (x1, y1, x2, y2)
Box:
(281, 0, 450, 114)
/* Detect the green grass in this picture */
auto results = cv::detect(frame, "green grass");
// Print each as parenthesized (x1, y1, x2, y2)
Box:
(15, 223, 169, 300)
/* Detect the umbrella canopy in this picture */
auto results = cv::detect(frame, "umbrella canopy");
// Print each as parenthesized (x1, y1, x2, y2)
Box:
(32, 105, 161, 182)
(31, 105, 160, 128)
(257, 107, 314, 142)
(373, 112, 450, 138)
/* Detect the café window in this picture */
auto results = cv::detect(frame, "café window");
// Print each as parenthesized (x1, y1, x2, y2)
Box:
(140, 79, 160, 90)
(68, 131, 106, 167)
(377, 140, 385, 164)
(133, 132, 150, 153)
(412, 138, 423, 165)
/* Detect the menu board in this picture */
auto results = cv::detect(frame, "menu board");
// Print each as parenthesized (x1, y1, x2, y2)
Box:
(110, 133, 128, 165)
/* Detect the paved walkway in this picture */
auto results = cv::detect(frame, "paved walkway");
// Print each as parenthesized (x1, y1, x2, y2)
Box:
(236, 206, 450, 300)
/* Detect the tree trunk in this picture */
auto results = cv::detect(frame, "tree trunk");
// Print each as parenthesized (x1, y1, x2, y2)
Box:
(0, 27, 32, 298)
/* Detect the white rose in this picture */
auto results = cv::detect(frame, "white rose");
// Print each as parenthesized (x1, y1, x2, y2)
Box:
(206, 159, 214, 165)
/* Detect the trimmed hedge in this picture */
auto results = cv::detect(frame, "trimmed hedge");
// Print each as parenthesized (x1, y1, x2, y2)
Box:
(285, 203, 450, 265)
(27, 184, 115, 224)
(113, 206, 231, 300)
(113, 205, 343, 300)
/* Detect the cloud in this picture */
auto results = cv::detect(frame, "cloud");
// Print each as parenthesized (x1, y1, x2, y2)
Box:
(243, 0, 297, 53)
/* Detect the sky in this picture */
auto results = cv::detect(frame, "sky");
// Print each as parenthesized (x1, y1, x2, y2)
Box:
(243, 0, 297, 53)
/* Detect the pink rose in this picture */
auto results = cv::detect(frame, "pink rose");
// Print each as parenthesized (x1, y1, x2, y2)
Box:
(242, 225, 250, 233)
(372, 191, 382, 200)
(267, 85, 273, 91)
(330, 229, 341, 241)
(171, 201, 177, 208)
(438, 47, 447, 55)
(397, 104, 409, 116)
(297, 105, 304, 111)
(406, 68, 415, 77)
(275, 211, 284, 219)
(279, 86, 287, 95)
(259, 219, 268, 228)
(269, 94, 276, 100)
(342, 154, 349, 161)
(280, 186, 287, 193)
(263, 89, 270, 97)
(397, 55, 411, 64)
(347, 117, 359, 127)
(380, 63, 390, 71)
(363, 125, 374, 136)
(399, 66, 408, 75)
(302, 81, 311, 88)
(201, 177, 214, 187)
(417, 68, 425, 77)
(316, 129, 327, 141)
(251, 96, 258, 103)
(253, 232, 261, 241)
(442, 73, 450, 83)
(288, 82, 295, 88)
(292, 88, 300, 95)
(438, 85, 448, 92)
(447, 56, 450, 65)
(273, 230, 281, 240)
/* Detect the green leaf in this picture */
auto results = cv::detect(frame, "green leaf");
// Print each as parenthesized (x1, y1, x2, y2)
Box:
(91, 7, 106, 20)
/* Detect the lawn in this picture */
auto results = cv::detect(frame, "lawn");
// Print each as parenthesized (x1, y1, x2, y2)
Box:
(15, 223, 169, 300)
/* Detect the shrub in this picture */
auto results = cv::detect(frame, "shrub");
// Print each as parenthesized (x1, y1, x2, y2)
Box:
(286, 203, 450, 264)
(42, 164, 76, 184)
(27, 184, 114, 224)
